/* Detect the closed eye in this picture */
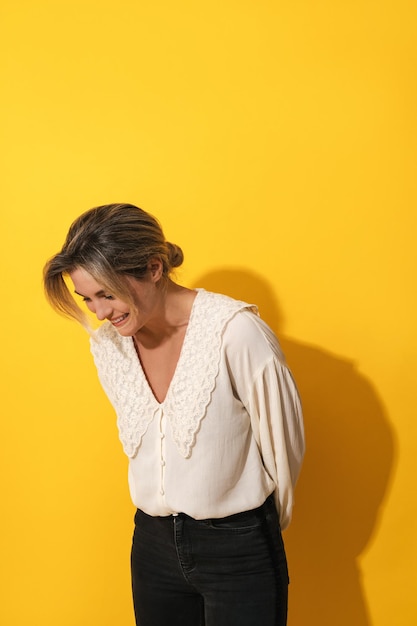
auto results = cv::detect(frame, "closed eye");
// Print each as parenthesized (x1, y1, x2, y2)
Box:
(82, 295, 113, 302)
(75, 290, 114, 302)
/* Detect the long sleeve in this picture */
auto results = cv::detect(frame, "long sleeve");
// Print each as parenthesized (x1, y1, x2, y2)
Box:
(246, 357, 304, 529)
(223, 311, 305, 530)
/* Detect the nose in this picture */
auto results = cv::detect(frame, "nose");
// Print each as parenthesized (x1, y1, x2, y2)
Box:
(95, 300, 113, 321)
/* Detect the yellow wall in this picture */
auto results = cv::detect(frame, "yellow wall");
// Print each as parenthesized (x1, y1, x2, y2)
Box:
(1, 1, 415, 624)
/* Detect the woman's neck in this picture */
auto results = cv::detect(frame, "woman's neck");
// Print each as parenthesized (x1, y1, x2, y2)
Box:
(134, 281, 196, 348)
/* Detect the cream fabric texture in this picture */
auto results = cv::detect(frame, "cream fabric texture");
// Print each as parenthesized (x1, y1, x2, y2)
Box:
(90, 289, 304, 529)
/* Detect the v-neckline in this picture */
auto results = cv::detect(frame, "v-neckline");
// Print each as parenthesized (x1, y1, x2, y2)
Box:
(130, 289, 200, 406)
(91, 288, 253, 459)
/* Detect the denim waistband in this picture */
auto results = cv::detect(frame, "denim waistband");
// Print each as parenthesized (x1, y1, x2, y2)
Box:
(137, 493, 275, 525)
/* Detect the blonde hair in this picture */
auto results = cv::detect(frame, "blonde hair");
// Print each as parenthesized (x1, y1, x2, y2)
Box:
(43, 203, 183, 326)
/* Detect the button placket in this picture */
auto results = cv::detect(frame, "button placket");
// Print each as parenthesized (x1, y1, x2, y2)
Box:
(158, 408, 166, 496)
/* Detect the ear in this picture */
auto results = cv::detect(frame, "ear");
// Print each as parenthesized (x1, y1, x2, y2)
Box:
(147, 257, 164, 282)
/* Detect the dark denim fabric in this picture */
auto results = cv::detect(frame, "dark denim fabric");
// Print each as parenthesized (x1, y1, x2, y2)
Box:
(131, 495, 289, 626)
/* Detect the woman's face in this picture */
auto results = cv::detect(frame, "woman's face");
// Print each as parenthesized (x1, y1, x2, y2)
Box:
(69, 266, 163, 336)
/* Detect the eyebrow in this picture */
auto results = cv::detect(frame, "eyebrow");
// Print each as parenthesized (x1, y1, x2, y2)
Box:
(74, 289, 107, 298)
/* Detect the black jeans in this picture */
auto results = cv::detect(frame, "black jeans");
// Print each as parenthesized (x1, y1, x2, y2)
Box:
(131, 495, 289, 626)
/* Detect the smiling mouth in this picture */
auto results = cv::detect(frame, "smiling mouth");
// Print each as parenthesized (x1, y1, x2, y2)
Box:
(111, 313, 129, 326)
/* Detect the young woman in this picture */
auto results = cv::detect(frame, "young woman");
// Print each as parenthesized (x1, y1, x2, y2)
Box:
(43, 203, 305, 626)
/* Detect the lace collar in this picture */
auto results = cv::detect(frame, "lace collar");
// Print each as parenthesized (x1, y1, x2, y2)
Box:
(91, 289, 255, 458)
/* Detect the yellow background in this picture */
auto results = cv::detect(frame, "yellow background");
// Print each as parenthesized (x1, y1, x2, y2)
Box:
(1, 1, 416, 624)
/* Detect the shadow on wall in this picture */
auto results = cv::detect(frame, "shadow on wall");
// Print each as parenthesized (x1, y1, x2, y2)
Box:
(192, 268, 396, 626)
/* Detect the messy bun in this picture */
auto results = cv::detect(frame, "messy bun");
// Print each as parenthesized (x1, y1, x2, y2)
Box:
(166, 241, 184, 269)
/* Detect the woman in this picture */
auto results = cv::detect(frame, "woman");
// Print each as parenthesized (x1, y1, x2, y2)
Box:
(43, 203, 305, 626)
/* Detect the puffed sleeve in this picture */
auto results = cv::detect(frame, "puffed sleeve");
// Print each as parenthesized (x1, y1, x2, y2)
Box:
(224, 311, 305, 530)
(248, 356, 304, 529)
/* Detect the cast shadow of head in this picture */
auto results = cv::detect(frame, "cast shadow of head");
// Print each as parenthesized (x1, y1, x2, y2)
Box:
(191, 268, 396, 626)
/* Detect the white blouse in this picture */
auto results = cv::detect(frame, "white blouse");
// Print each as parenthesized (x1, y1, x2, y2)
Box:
(90, 289, 305, 530)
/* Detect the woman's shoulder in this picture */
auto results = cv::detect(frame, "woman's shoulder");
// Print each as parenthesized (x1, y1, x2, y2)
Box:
(223, 307, 286, 365)
(91, 321, 117, 342)
(195, 288, 279, 346)
(90, 321, 129, 355)
(194, 288, 257, 317)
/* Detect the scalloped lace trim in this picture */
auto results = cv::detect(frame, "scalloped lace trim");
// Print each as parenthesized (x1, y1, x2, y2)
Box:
(91, 289, 255, 458)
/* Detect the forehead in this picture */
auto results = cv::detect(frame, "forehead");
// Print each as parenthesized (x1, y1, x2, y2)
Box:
(69, 267, 106, 295)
